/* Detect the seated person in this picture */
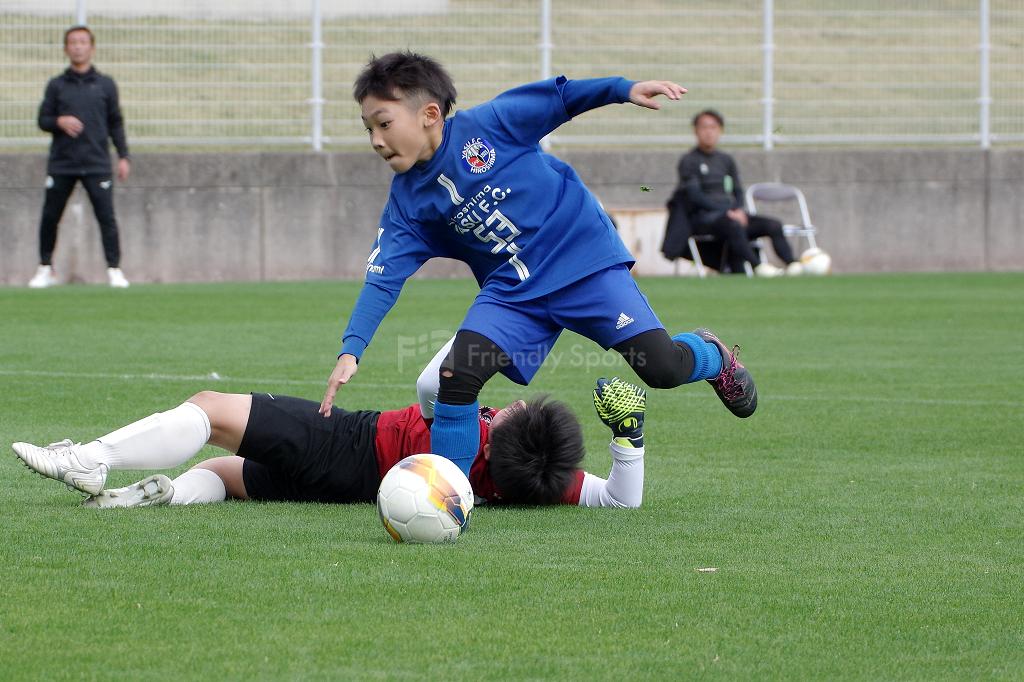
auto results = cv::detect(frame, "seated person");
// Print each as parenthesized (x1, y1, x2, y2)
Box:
(677, 109, 801, 276)
(11, 373, 647, 510)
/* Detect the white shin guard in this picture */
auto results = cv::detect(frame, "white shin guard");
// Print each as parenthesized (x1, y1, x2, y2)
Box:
(77, 402, 212, 470)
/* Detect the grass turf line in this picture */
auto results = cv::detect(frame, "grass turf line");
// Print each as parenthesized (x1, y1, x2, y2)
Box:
(0, 273, 1022, 679)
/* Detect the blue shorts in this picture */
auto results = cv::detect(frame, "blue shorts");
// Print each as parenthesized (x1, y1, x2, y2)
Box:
(460, 264, 664, 385)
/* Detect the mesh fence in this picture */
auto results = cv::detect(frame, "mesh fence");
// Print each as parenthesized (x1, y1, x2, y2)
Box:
(774, 2, 980, 143)
(1, 0, 1021, 150)
(992, 0, 1024, 142)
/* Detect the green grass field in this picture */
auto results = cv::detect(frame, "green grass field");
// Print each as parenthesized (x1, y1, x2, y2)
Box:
(1, 273, 1021, 679)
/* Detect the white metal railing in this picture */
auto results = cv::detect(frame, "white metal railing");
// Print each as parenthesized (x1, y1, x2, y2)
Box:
(0, 0, 1019, 151)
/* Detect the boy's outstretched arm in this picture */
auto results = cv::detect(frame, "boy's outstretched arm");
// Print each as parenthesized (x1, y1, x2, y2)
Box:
(489, 77, 685, 145)
(319, 280, 402, 416)
(628, 80, 687, 110)
(319, 201, 436, 417)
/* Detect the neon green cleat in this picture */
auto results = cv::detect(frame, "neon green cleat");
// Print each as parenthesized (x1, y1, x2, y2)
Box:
(593, 377, 646, 448)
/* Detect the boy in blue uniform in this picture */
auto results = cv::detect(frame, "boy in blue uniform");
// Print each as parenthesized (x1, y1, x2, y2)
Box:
(320, 52, 757, 475)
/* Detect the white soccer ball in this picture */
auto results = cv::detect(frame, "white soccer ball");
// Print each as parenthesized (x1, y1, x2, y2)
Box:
(377, 454, 474, 544)
(799, 247, 832, 276)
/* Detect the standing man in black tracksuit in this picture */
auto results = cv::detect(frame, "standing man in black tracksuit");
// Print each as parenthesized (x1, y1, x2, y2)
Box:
(677, 109, 799, 277)
(29, 25, 131, 289)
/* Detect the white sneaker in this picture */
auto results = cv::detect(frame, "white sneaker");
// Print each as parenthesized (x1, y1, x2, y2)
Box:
(11, 439, 108, 495)
(28, 265, 57, 288)
(107, 267, 130, 288)
(785, 261, 804, 276)
(754, 262, 784, 278)
(83, 474, 174, 509)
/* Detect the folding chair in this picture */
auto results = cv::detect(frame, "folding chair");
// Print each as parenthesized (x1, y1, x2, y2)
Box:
(744, 182, 819, 253)
(664, 187, 753, 278)
(687, 235, 753, 278)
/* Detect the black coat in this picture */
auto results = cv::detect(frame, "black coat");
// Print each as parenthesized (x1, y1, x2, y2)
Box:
(37, 66, 129, 175)
(661, 188, 726, 269)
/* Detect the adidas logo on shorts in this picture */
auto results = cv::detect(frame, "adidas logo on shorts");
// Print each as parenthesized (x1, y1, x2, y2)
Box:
(615, 312, 635, 330)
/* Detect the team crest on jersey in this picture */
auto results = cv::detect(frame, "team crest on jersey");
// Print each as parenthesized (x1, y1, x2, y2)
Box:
(461, 137, 496, 174)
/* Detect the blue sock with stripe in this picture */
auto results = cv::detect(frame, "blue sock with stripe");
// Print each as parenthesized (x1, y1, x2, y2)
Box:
(672, 333, 723, 383)
(429, 400, 480, 477)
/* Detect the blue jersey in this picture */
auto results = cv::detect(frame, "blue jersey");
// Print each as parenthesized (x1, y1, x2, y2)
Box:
(341, 76, 637, 358)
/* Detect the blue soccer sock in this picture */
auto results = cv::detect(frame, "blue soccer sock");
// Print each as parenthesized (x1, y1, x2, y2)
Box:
(672, 333, 724, 383)
(429, 400, 480, 477)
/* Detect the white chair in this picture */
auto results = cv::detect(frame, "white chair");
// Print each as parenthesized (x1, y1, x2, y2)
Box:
(744, 182, 819, 253)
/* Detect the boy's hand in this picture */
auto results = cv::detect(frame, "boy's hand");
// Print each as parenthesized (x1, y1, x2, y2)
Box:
(629, 80, 687, 110)
(319, 354, 359, 416)
(593, 377, 646, 447)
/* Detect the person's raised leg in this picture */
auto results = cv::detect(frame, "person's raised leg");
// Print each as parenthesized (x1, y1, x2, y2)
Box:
(618, 327, 756, 417)
(11, 390, 249, 495)
(555, 265, 756, 417)
(186, 391, 251, 452)
(550, 266, 719, 391)
(613, 329, 711, 389)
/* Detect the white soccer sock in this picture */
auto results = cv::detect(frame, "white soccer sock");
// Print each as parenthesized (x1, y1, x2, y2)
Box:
(76, 402, 212, 470)
(169, 468, 227, 505)
(578, 442, 645, 508)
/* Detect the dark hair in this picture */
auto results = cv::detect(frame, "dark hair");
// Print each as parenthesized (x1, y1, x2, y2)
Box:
(64, 25, 95, 46)
(353, 51, 457, 117)
(692, 108, 724, 128)
(487, 396, 585, 505)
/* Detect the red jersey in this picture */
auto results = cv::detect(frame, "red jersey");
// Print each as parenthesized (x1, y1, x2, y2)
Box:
(373, 404, 584, 505)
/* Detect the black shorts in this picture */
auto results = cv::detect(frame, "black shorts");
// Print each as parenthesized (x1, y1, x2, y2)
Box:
(238, 393, 381, 503)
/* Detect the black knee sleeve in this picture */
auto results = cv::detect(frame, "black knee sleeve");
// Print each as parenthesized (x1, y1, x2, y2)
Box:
(437, 331, 510, 405)
(614, 329, 695, 389)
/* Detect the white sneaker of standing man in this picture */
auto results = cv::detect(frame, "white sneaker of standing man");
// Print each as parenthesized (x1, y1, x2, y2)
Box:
(107, 267, 130, 288)
(28, 265, 57, 288)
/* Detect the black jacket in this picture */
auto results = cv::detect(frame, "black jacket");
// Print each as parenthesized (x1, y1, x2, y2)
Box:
(661, 188, 726, 268)
(37, 66, 129, 175)
(677, 147, 745, 226)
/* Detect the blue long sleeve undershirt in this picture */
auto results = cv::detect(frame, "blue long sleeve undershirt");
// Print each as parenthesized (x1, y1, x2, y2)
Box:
(340, 282, 400, 358)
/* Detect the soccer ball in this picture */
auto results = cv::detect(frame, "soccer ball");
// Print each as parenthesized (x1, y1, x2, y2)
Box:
(799, 247, 832, 276)
(377, 454, 474, 544)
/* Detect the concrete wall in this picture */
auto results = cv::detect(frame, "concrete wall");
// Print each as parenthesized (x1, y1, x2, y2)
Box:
(1, 148, 1021, 285)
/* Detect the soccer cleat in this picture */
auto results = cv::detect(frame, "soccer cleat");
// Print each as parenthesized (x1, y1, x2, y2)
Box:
(11, 439, 109, 495)
(83, 474, 174, 509)
(593, 377, 646, 448)
(107, 267, 130, 288)
(694, 328, 758, 418)
(28, 265, 57, 288)
(785, 261, 804, 276)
